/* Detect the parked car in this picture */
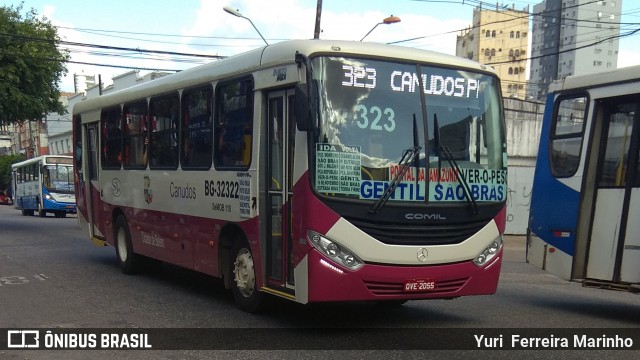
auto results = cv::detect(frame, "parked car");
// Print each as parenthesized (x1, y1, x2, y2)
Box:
(0, 191, 11, 205)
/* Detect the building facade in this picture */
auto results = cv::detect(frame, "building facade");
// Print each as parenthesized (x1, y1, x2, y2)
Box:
(528, 0, 622, 100)
(456, 6, 530, 99)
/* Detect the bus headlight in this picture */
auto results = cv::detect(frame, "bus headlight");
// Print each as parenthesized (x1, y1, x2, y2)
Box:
(308, 230, 363, 270)
(44, 194, 53, 201)
(473, 235, 503, 267)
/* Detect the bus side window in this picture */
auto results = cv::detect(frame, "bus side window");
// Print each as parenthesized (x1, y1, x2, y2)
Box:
(214, 78, 254, 169)
(181, 87, 213, 169)
(598, 100, 638, 187)
(550, 96, 587, 177)
(74, 115, 83, 170)
(149, 94, 180, 169)
(123, 100, 148, 169)
(101, 107, 123, 169)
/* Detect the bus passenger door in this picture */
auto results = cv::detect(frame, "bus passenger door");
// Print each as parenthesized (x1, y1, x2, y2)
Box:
(85, 123, 105, 239)
(266, 89, 296, 292)
(587, 97, 640, 284)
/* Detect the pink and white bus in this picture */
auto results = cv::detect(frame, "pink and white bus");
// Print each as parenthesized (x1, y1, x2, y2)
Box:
(73, 40, 507, 312)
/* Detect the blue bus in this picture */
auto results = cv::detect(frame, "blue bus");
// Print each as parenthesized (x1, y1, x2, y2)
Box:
(11, 155, 77, 218)
(527, 65, 640, 292)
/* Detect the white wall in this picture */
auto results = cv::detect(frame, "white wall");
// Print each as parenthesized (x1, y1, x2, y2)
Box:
(506, 165, 535, 235)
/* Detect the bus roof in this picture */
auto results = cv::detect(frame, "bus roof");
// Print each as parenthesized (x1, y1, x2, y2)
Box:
(549, 65, 640, 93)
(11, 155, 73, 170)
(73, 39, 497, 115)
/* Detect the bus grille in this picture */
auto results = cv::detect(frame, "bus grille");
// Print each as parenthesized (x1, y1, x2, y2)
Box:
(345, 217, 490, 246)
(364, 277, 469, 296)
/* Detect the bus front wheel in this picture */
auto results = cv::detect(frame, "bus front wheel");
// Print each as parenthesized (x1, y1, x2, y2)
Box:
(230, 238, 263, 313)
(115, 216, 139, 274)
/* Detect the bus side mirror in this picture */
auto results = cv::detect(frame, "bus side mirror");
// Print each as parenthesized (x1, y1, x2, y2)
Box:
(294, 84, 314, 132)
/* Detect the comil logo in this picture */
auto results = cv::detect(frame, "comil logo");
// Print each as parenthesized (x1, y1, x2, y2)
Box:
(405, 213, 447, 220)
(7, 330, 40, 348)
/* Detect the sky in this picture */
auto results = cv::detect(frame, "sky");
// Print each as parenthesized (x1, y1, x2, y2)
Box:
(4, 0, 640, 93)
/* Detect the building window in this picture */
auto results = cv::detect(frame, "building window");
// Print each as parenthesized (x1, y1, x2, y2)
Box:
(486, 31, 491, 38)
(509, 67, 513, 75)
(491, 30, 496, 37)
(491, 48, 496, 56)
(484, 48, 490, 57)
(510, 31, 514, 38)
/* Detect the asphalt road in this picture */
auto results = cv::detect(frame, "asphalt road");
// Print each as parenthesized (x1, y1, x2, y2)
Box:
(0, 204, 638, 360)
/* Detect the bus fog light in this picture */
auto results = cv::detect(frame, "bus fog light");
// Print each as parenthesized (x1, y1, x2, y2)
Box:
(473, 235, 503, 267)
(307, 230, 363, 270)
(326, 242, 339, 257)
(344, 255, 356, 266)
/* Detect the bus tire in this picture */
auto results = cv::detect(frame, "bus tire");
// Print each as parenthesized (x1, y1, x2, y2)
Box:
(115, 216, 139, 275)
(230, 237, 263, 313)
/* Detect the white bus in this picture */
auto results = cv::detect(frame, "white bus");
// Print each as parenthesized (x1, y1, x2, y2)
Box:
(528, 65, 640, 292)
(11, 155, 77, 218)
(73, 40, 507, 312)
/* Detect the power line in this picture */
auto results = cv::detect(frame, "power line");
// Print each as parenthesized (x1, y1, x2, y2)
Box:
(392, 0, 636, 46)
(0, 32, 225, 60)
(65, 60, 182, 72)
(487, 26, 640, 66)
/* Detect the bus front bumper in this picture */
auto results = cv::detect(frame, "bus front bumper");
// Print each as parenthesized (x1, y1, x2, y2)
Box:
(300, 247, 502, 303)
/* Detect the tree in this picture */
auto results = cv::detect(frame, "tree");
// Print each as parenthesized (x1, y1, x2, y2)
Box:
(0, 3, 69, 127)
(0, 153, 25, 191)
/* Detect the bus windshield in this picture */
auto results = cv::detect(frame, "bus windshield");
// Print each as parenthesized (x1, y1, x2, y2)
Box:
(311, 56, 506, 205)
(43, 165, 74, 194)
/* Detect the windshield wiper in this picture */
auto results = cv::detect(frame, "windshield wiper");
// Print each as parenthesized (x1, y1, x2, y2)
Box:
(434, 114, 479, 215)
(369, 146, 420, 214)
(370, 116, 421, 214)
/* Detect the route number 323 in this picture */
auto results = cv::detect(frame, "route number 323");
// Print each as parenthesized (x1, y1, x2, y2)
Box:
(354, 104, 396, 133)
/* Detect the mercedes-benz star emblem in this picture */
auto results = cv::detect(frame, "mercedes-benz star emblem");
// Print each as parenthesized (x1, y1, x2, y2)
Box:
(417, 248, 429, 262)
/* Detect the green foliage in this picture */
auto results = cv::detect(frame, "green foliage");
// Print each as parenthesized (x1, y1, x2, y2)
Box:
(0, 2, 70, 126)
(0, 153, 26, 191)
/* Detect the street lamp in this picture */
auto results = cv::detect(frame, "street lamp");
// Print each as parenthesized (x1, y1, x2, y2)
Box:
(359, 15, 401, 42)
(223, 6, 269, 46)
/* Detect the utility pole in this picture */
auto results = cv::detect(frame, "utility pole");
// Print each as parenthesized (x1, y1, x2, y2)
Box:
(314, 0, 323, 39)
